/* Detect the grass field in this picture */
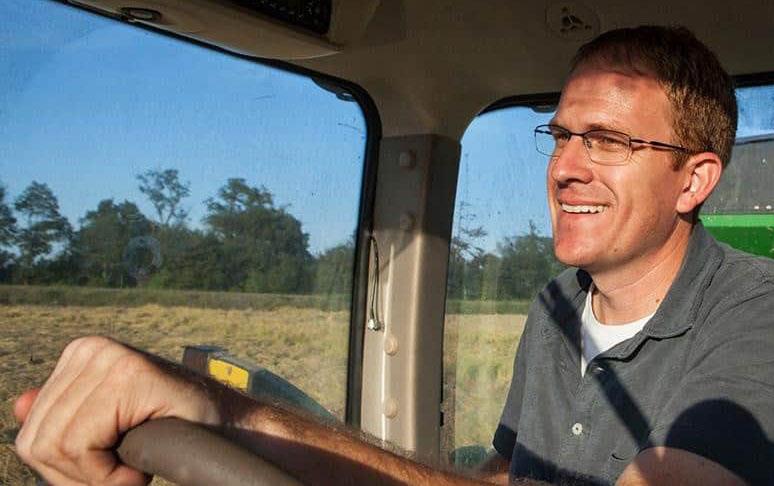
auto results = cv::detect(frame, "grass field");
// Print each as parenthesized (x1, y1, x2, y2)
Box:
(0, 286, 524, 484)
(0, 284, 531, 315)
(444, 313, 525, 455)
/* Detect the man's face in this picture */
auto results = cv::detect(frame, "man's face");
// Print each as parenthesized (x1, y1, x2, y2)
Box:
(547, 65, 689, 274)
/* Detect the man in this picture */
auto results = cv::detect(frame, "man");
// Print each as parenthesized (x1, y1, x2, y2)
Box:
(488, 26, 773, 485)
(14, 26, 773, 485)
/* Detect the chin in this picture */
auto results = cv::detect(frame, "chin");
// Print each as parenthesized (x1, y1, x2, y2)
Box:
(554, 248, 585, 268)
(554, 239, 593, 268)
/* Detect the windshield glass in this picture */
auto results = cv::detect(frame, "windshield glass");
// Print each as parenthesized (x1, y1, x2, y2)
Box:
(0, 1, 368, 483)
(703, 85, 774, 214)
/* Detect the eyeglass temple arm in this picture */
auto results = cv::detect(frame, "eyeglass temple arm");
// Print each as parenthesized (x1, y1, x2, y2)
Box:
(630, 137, 690, 153)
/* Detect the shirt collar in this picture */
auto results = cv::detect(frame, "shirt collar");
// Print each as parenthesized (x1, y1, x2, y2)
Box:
(538, 223, 723, 344)
(640, 222, 723, 338)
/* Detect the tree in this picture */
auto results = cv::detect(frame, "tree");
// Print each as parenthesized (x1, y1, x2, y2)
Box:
(14, 182, 72, 278)
(0, 184, 17, 279)
(74, 199, 152, 287)
(137, 168, 190, 226)
(447, 201, 487, 300)
(205, 178, 313, 293)
(315, 239, 355, 295)
(479, 252, 502, 300)
(0, 184, 16, 247)
(147, 226, 224, 291)
(497, 221, 563, 299)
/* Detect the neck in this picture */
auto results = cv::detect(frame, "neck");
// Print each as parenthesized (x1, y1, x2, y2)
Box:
(589, 222, 693, 324)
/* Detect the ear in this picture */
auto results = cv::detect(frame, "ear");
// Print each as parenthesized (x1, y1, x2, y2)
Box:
(675, 152, 723, 215)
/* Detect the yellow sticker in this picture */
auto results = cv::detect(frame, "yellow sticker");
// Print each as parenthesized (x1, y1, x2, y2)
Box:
(208, 358, 249, 391)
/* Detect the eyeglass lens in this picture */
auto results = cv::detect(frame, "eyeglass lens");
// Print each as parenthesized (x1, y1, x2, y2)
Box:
(535, 125, 631, 165)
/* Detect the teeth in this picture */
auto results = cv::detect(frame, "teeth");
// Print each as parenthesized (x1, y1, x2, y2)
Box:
(561, 203, 606, 214)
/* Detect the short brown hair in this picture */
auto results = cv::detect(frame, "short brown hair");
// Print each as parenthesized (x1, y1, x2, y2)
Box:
(571, 25, 738, 168)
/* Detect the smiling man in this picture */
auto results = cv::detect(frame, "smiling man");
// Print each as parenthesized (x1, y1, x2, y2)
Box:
(13, 25, 774, 486)
(491, 26, 774, 485)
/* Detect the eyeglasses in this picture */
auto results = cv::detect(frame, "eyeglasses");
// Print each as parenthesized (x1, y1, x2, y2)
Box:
(534, 124, 691, 165)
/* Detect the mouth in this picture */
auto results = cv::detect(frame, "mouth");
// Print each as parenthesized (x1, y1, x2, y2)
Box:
(560, 203, 607, 214)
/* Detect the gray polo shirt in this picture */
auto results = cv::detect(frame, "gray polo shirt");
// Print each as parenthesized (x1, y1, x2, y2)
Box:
(493, 224, 774, 485)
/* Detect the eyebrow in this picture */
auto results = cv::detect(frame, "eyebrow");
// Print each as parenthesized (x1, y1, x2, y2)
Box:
(548, 120, 629, 133)
(587, 122, 615, 131)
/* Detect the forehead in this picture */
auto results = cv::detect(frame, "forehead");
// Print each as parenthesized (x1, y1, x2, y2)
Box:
(555, 65, 673, 136)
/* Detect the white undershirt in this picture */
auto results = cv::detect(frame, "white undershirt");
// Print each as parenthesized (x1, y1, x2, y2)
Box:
(580, 284, 653, 376)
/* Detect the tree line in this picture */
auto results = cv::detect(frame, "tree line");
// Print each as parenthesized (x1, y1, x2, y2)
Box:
(446, 204, 564, 301)
(0, 170, 561, 299)
(0, 170, 352, 295)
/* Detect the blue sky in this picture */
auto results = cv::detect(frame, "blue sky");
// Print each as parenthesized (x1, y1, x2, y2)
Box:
(0, 0, 365, 254)
(2, 0, 773, 255)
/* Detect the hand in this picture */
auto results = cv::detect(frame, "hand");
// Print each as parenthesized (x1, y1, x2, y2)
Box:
(14, 336, 221, 486)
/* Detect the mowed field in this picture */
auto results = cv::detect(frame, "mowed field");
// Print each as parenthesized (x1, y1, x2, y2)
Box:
(0, 300, 523, 484)
(444, 313, 525, 455)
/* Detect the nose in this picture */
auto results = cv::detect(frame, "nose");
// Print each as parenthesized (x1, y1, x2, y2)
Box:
(549, 135, 594, 185)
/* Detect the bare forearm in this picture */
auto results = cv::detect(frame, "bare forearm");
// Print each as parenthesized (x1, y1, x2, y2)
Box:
(477, 453, 510, 485)
(617, 447, 746, 486)
(216, 389, 484, 486)
(14, 337, 504, 485)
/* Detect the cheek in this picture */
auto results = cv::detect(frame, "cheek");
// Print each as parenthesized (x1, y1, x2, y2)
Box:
(617, 171, 680, 229)
(546, 181, 558, 224)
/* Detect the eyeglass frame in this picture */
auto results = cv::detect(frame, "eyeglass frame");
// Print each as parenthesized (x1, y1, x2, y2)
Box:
(534, 124, 693, 165)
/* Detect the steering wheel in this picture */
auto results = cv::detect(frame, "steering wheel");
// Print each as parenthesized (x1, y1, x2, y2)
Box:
(115, 418, 302, 486)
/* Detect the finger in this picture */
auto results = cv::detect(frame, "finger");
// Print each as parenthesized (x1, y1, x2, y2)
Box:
(56, 356, 213, 484)
(19, 337, 114, 441)
(17, 338, 103, 461)
(14, 388, 40, 423)
(28, 463, 87, 486)
(65, 382, 154, 485)
(32, 462, 147, 486)
(28, 344, 137, 481)
(104, 466, 152, 486)
(16, 338, 129, 480)
(48, 336, 97, 382)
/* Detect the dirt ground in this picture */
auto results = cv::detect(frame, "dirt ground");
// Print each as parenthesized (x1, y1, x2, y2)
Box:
(0, 304, 349, 485)
(0, 304, 524, 484)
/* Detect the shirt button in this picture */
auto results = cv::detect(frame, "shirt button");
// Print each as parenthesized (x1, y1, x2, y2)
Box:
(572, 423, 583, 436)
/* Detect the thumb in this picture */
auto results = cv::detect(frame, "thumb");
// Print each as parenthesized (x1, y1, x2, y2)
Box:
(14, 388, 40, 424)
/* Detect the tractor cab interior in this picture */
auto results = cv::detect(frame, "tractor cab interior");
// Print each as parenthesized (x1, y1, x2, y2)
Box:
(0, 0, 772, 483)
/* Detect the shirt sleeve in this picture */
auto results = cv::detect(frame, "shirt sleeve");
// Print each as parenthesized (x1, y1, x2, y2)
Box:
(492, 312, 534, 460)
(647, 290, 774, 485)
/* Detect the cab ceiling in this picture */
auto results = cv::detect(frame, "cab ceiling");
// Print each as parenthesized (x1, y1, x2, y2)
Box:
(73, 0, 774, 139)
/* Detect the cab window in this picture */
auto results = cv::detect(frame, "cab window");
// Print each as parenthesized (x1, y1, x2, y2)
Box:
(0, 1, 369, 483)
(702, 84, 774, 257)
(442, 104, 558, 464)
